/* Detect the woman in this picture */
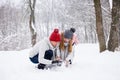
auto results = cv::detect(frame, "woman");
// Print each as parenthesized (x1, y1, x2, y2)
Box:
(58, 29, 75, 67)
(29, 29, 61, 69)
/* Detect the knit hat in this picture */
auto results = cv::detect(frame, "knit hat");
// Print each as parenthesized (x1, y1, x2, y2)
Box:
(49, 29, 61, 42)
(64, 29, 73, 39)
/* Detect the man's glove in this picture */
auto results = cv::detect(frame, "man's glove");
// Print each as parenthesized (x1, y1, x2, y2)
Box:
(38, 63, 46, 70)
(52, 60, 59, 64)
(52, 60, 62, 66)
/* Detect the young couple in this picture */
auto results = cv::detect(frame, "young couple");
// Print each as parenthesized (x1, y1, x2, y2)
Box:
(29, 28, 78, 70)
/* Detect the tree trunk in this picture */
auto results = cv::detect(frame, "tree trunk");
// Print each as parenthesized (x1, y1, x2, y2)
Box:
(94, 0, 106, 52)
(108, 0, 120, 52)
(29, 0, 37, 46)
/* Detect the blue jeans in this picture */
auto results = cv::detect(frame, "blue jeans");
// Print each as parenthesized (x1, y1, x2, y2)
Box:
(29, 50, 53, 64)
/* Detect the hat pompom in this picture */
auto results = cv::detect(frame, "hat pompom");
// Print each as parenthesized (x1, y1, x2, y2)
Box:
(54, 29, 59, 33)
(70, 28, 76, 33)
(49, 29, 61, 42)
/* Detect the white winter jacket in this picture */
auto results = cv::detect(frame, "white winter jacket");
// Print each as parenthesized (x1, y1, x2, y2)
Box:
(57, 45, 75, 61)
(29, 38, 59, 64)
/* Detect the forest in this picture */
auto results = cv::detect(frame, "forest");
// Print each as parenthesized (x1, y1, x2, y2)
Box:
(0, 0, 119, 52)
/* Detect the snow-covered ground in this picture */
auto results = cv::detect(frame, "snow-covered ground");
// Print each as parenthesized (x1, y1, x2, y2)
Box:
(0, 44, 120, 80)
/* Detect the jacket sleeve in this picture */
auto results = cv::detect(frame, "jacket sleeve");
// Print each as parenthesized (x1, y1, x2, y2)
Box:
(66, 46, 75, 61)
(29, 41, 40, 58)
(56, 47, 61, 57)
(38, 42, 52, 64)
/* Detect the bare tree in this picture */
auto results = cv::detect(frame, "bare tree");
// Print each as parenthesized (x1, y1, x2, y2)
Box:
(108, 0, 120, 52)
(94, 0, 106, 52)
(29, 0, 37, 46)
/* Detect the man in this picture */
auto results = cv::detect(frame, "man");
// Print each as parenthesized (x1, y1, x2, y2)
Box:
(29, 29, 61, 69)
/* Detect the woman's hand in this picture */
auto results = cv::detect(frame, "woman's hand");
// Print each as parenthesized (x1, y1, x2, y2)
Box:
(65, 60, 69, 67)
(56, 56, 61, 61)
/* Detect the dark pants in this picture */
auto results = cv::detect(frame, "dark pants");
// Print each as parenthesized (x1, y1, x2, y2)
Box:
(29, 53, 39, 64)
(29, 50, 53, 64)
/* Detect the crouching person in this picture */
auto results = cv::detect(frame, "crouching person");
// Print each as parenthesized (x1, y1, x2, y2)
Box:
(29, 29, 61, 70)
(58, 28, 75, 67)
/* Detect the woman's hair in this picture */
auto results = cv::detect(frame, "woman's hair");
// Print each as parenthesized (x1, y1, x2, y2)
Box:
(59, 32, 72, 53)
